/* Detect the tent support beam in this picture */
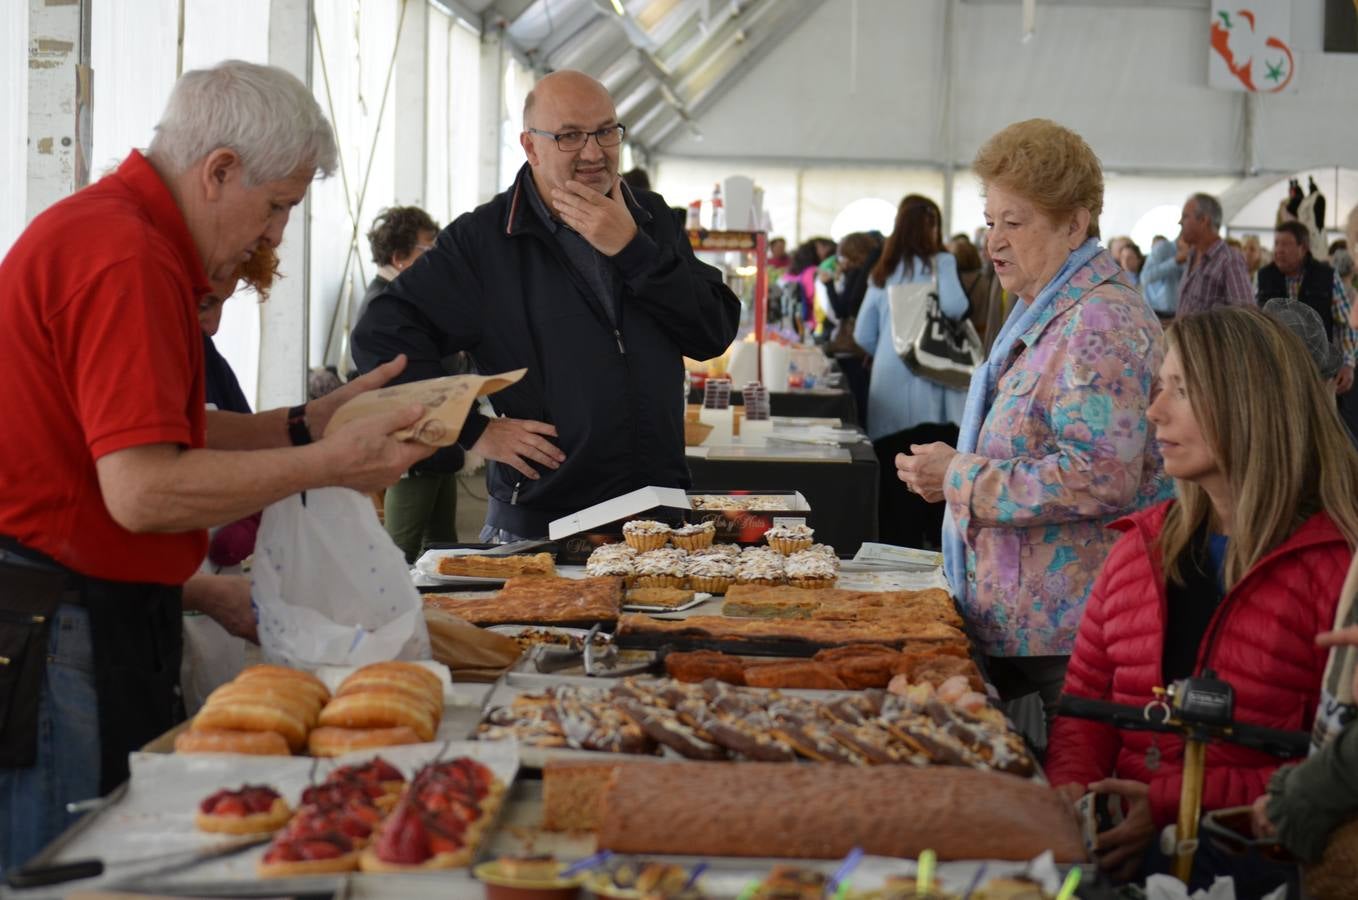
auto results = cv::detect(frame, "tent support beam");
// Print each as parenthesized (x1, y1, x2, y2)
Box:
(589, 0, 695, 149)
(648, 0, 824, 150)
(939, 0, 958, 237)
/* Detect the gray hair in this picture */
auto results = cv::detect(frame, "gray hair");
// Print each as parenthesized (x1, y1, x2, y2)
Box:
(148, 60, 337, 185)
(1189, 192, 1223, 231)
(1264, 297, 1343, 381)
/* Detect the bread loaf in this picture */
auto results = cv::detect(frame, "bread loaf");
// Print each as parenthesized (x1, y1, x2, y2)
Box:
(595, 761, 1085, 862)
(541, 760, 623, 832)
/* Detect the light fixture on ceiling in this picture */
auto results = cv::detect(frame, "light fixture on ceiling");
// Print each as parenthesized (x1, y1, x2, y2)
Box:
(610, 0, 626, 16)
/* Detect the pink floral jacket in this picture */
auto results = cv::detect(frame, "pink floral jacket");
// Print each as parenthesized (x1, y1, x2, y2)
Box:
(943, 252, 1171, 657)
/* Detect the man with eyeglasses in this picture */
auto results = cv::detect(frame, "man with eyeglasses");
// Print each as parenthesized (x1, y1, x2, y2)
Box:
(353, 69, 740, 542)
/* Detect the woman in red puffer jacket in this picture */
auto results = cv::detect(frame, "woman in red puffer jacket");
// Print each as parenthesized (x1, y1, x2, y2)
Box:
(1045, 308, 1358, 886)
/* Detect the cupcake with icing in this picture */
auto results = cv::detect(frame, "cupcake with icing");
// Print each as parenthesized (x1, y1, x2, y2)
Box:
(764, 523, 814, 556)
(785, 551, 838, 589)
(691, 543, 741, 559)
(622, 519, 671, 553)
(633, 548, 688, 588)
(684, 553, 738, 594)
(669, 520, 716, 551)
(736, 553, 785, 586)
(585, 553, 634, 580)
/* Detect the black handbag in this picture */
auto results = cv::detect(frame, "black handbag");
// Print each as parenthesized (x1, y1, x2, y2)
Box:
(887, 259, 984, 390)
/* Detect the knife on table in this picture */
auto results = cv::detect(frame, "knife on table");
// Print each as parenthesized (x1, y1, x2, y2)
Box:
(5, 834, 271, 890)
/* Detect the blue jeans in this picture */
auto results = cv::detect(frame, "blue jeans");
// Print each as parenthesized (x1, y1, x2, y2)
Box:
(0, 604, 101, 874)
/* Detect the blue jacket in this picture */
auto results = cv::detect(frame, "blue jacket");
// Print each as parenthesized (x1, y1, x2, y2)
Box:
(1141, 239, 1182, 315)
(353, 164, 740, 536)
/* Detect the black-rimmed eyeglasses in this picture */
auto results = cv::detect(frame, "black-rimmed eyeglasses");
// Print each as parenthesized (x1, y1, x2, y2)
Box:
(524, 125, 626, 151)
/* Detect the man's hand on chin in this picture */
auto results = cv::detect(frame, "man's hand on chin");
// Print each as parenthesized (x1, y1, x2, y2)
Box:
(551, 178, 638, 256)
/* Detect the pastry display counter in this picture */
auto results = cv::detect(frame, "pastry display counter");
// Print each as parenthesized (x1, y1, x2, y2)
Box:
(14, 527, 1097, 899)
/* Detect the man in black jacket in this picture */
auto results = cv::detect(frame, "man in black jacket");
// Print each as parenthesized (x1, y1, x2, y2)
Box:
(1257, 220, 1356, 395)
(353, 70, 740, 540)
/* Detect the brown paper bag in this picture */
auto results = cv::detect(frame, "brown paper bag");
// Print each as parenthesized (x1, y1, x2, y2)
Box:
(423, 607, 523, 682)
(326, 369, 527, 446)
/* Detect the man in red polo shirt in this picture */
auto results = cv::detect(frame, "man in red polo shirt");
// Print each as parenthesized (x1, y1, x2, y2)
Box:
(0, 60, 434, 872)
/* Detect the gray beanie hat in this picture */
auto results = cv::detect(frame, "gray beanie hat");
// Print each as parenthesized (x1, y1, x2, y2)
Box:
(1263, 297, 1344, 381)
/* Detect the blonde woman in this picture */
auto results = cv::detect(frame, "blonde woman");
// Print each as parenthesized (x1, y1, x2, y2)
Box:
(1046, 307, 1358, 887)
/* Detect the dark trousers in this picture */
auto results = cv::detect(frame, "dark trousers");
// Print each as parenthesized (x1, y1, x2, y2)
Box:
(384, 472, 459, 564)
(872, 423, 960, 551)
(835, 355, 870, 430)
(985, 654, 1070, 761)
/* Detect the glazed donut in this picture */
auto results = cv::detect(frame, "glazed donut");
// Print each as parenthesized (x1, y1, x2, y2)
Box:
(318, 691, 436, 742)
(195, 786, 291, 835)
(174, 728, 291, 756)
(341, 665, 441, 702)
(192, 702, 308, 752)
(336, 680, 441, 720)
(206, 683, 321, 728)
(351, 661, 443, 697)
(307, 726, 422, 757)
(235, 665, 331, 704)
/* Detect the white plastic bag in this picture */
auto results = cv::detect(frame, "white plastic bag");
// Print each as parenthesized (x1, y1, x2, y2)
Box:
(1144, 874, 1287, 900)
(254, 487, 430, 669)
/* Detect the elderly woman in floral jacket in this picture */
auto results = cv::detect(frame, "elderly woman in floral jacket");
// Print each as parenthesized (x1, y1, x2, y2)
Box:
(897, 119, 1170, 715)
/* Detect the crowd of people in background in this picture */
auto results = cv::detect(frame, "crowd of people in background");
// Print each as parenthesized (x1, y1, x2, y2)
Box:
(768, 186, 1358, 441)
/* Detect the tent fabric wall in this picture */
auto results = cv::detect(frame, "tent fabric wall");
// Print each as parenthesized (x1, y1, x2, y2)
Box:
(89, 0, 273, 404)
(89, 1, 177, 179)
(655, 159, 1232, 247)
(183, 0, 272, 409)
(308, 0, 402, 372)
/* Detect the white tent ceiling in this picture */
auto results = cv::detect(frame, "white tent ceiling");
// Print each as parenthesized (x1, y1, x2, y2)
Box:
(463, 0, 1358, 177)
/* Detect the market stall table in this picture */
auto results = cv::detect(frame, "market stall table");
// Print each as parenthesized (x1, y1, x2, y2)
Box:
(688, 385, 858, 423)
(686, 437, 878, 556)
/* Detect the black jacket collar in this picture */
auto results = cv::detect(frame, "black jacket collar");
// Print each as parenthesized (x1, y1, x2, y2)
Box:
(503, 162, 652, 238)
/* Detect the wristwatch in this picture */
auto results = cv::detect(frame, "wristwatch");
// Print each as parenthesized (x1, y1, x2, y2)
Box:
(286, 404, 312, 446)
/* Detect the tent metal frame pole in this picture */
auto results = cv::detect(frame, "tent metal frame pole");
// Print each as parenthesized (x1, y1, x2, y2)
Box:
(939, 0, 958, 237)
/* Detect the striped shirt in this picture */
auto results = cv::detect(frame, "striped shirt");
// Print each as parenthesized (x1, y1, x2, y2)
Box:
(1176, 239, 1255, 317)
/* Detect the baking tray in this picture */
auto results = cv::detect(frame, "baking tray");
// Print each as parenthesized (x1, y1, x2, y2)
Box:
(613, 629, 891, 658)
(472, 677, 1044, 784)
(28, 741, 519, 898)
(502, 647, 663, 688)
(622, 591, 713, 613)
(472, 678, 890, 769)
